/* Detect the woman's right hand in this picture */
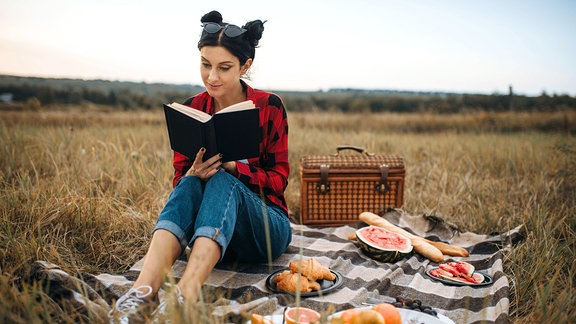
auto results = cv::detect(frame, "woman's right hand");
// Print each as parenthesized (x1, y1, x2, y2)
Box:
(185, 148, 222, 180)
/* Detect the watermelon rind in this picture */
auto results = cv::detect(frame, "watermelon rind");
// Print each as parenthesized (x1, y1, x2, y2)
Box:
(355, 226, 413, 263)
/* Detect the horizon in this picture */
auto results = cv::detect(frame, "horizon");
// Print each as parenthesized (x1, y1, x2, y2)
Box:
(1, 0, 575, 96)
(1, 73, 558, 97)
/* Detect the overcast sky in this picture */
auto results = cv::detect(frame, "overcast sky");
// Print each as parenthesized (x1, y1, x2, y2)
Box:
(1, 0, 574, 95)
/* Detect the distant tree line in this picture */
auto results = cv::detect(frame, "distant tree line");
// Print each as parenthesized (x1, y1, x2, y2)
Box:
(282, 91, 576, 113)
(0, 75, 203, 110)
(1, 75, 574, 113)
(0, 83, 192, 110)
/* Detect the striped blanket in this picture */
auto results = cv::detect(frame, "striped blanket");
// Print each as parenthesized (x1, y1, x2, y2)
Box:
(30, 209, 523, 323)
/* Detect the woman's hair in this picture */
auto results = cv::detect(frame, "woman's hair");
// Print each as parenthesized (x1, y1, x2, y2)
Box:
(198, 10, 265, 66)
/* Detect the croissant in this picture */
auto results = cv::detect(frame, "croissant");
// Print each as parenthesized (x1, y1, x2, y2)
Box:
(273, 270, 321, 292)
(289, 258, 336, 281)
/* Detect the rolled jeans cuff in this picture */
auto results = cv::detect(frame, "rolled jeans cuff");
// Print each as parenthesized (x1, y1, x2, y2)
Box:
(191, 226, 229, 259)
(153, 220, 189, 253)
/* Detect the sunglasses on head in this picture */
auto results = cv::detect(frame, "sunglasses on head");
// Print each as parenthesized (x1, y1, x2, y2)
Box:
(202, 22, 247, 38)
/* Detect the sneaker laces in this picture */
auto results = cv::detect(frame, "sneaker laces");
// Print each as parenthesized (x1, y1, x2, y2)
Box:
(109, 285, 154, 323)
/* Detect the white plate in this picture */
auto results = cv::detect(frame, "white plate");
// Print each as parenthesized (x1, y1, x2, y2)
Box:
(397, 308, 455, 324)
(246, 307, 455, 324)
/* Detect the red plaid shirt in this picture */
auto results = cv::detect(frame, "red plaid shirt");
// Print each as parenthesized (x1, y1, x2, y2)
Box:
(172, 82, 290, 214)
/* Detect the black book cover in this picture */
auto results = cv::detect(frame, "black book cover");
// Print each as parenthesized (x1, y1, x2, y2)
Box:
(163, 103, 260, 162)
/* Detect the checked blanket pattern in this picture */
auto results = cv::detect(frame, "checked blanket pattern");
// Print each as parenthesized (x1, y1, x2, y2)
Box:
(30, 209, 523, 323)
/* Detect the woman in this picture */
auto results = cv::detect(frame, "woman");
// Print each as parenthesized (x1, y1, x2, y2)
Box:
(109, 10, 291, 322)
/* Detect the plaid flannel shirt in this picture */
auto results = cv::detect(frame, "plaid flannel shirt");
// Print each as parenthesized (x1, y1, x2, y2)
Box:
(172, 82, 290, 214)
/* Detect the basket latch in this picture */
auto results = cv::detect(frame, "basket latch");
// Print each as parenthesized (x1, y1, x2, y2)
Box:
(375, 164, 389, 193)
(317, 164, 330, 194)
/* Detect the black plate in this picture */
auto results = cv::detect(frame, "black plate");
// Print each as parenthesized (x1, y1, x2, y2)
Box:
(266, 269, 343, 297)
(426, 268, 494, 287)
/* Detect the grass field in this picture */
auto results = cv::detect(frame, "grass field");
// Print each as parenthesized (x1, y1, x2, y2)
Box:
(0, 108, 575, 323)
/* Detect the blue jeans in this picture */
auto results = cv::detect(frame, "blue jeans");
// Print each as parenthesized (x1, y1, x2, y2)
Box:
(153, 170, 292, 263)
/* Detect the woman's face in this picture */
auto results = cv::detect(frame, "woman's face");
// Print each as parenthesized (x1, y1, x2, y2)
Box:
(200, 46, 250, 99)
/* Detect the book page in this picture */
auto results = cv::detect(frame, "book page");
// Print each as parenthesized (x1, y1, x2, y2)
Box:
(167, 102, 212, 122)
(216, 100, 255, 114)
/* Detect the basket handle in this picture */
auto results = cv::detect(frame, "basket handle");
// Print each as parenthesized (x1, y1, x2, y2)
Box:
(336, 145, 374, 156)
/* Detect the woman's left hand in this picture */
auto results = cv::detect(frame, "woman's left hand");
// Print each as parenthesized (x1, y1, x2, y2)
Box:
(186, 148, 222, 180)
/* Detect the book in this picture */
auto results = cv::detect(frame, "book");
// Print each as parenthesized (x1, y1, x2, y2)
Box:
(163, 100, 260, 162)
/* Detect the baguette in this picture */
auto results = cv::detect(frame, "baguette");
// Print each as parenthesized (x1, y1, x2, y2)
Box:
(425, 240, 469, 257)
(359, 212, 445, 262)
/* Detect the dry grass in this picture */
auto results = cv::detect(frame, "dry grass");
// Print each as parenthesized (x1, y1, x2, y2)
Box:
(0, 109, 574, 323)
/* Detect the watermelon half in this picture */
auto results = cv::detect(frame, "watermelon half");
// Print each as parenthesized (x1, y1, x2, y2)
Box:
(356, 226, 413, 263)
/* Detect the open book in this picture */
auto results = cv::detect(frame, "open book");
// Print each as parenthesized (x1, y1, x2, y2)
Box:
(163, 100, 260, 162)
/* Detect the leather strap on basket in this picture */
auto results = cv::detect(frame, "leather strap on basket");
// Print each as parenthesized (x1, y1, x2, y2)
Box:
(376, 164, 389, 193)
(317, 164, 330, 194)
(335, 145, 375, 156)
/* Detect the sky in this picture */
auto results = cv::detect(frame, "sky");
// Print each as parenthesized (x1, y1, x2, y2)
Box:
(1, 0, 575, 96)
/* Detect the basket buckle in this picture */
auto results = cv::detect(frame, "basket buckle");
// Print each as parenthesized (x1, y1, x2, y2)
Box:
(316, 164, 330, 194)
(375, 164, 389, 194)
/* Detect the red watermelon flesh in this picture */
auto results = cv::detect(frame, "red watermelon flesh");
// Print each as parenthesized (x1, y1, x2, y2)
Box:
(470, 273, 484, 284)
(430, 268, 453, 278)
(455, 261, 475, 277)
(434, 261, 483, 284)
(439, 263, 461, 277)
(361, 226, 412, 251)
(440, 274, 475, 284)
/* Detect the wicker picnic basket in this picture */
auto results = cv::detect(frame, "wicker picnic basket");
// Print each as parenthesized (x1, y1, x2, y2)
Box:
(299, 145, 405, 226)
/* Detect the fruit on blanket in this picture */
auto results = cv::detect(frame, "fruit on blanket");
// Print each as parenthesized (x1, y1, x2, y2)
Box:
(372, 303, 402, 324)
(348, 230, 469, 258)
(284, 307, 320, 324)
(351, 309, 384, 324)
(338, 308, 360, 324)
(330, 308, 384, 324)
(251, 313, 274, 324)
(454, 261, 475, 277)
(392, 296, 438, 317)
(356, 225, 413, 262)
(430, 261, 484, 284)
(359, 211, 445, 262)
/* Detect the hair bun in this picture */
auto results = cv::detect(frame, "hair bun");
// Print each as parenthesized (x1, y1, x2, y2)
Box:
(201, 10, 223, 24)
(242, 19, 265, 47)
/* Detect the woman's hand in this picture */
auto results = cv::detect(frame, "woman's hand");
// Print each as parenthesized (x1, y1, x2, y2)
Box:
(185, 148, 222, 180)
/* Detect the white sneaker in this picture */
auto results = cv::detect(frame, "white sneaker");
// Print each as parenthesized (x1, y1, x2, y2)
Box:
(152, 284, 185, 323)
(109, 285, 156, 324)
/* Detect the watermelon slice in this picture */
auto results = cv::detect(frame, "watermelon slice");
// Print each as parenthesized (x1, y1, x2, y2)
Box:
(355, 226, 413, 263)
(431, 261, 485, 285)
(455, 261, 475, 277)
(429, 268, 453, 278)
(439, 263, 461, 277)
(439, 274, 468, 284)
(470, 272, 485, 284)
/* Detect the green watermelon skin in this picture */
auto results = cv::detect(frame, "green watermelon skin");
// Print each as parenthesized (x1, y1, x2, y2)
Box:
(356, 226, 413, 263)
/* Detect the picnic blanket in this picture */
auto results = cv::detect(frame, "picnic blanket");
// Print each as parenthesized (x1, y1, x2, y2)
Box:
(29, 209, 524, 323)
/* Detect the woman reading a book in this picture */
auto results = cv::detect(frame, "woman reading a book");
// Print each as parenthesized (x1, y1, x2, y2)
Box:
(110, 10, 291, 322)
